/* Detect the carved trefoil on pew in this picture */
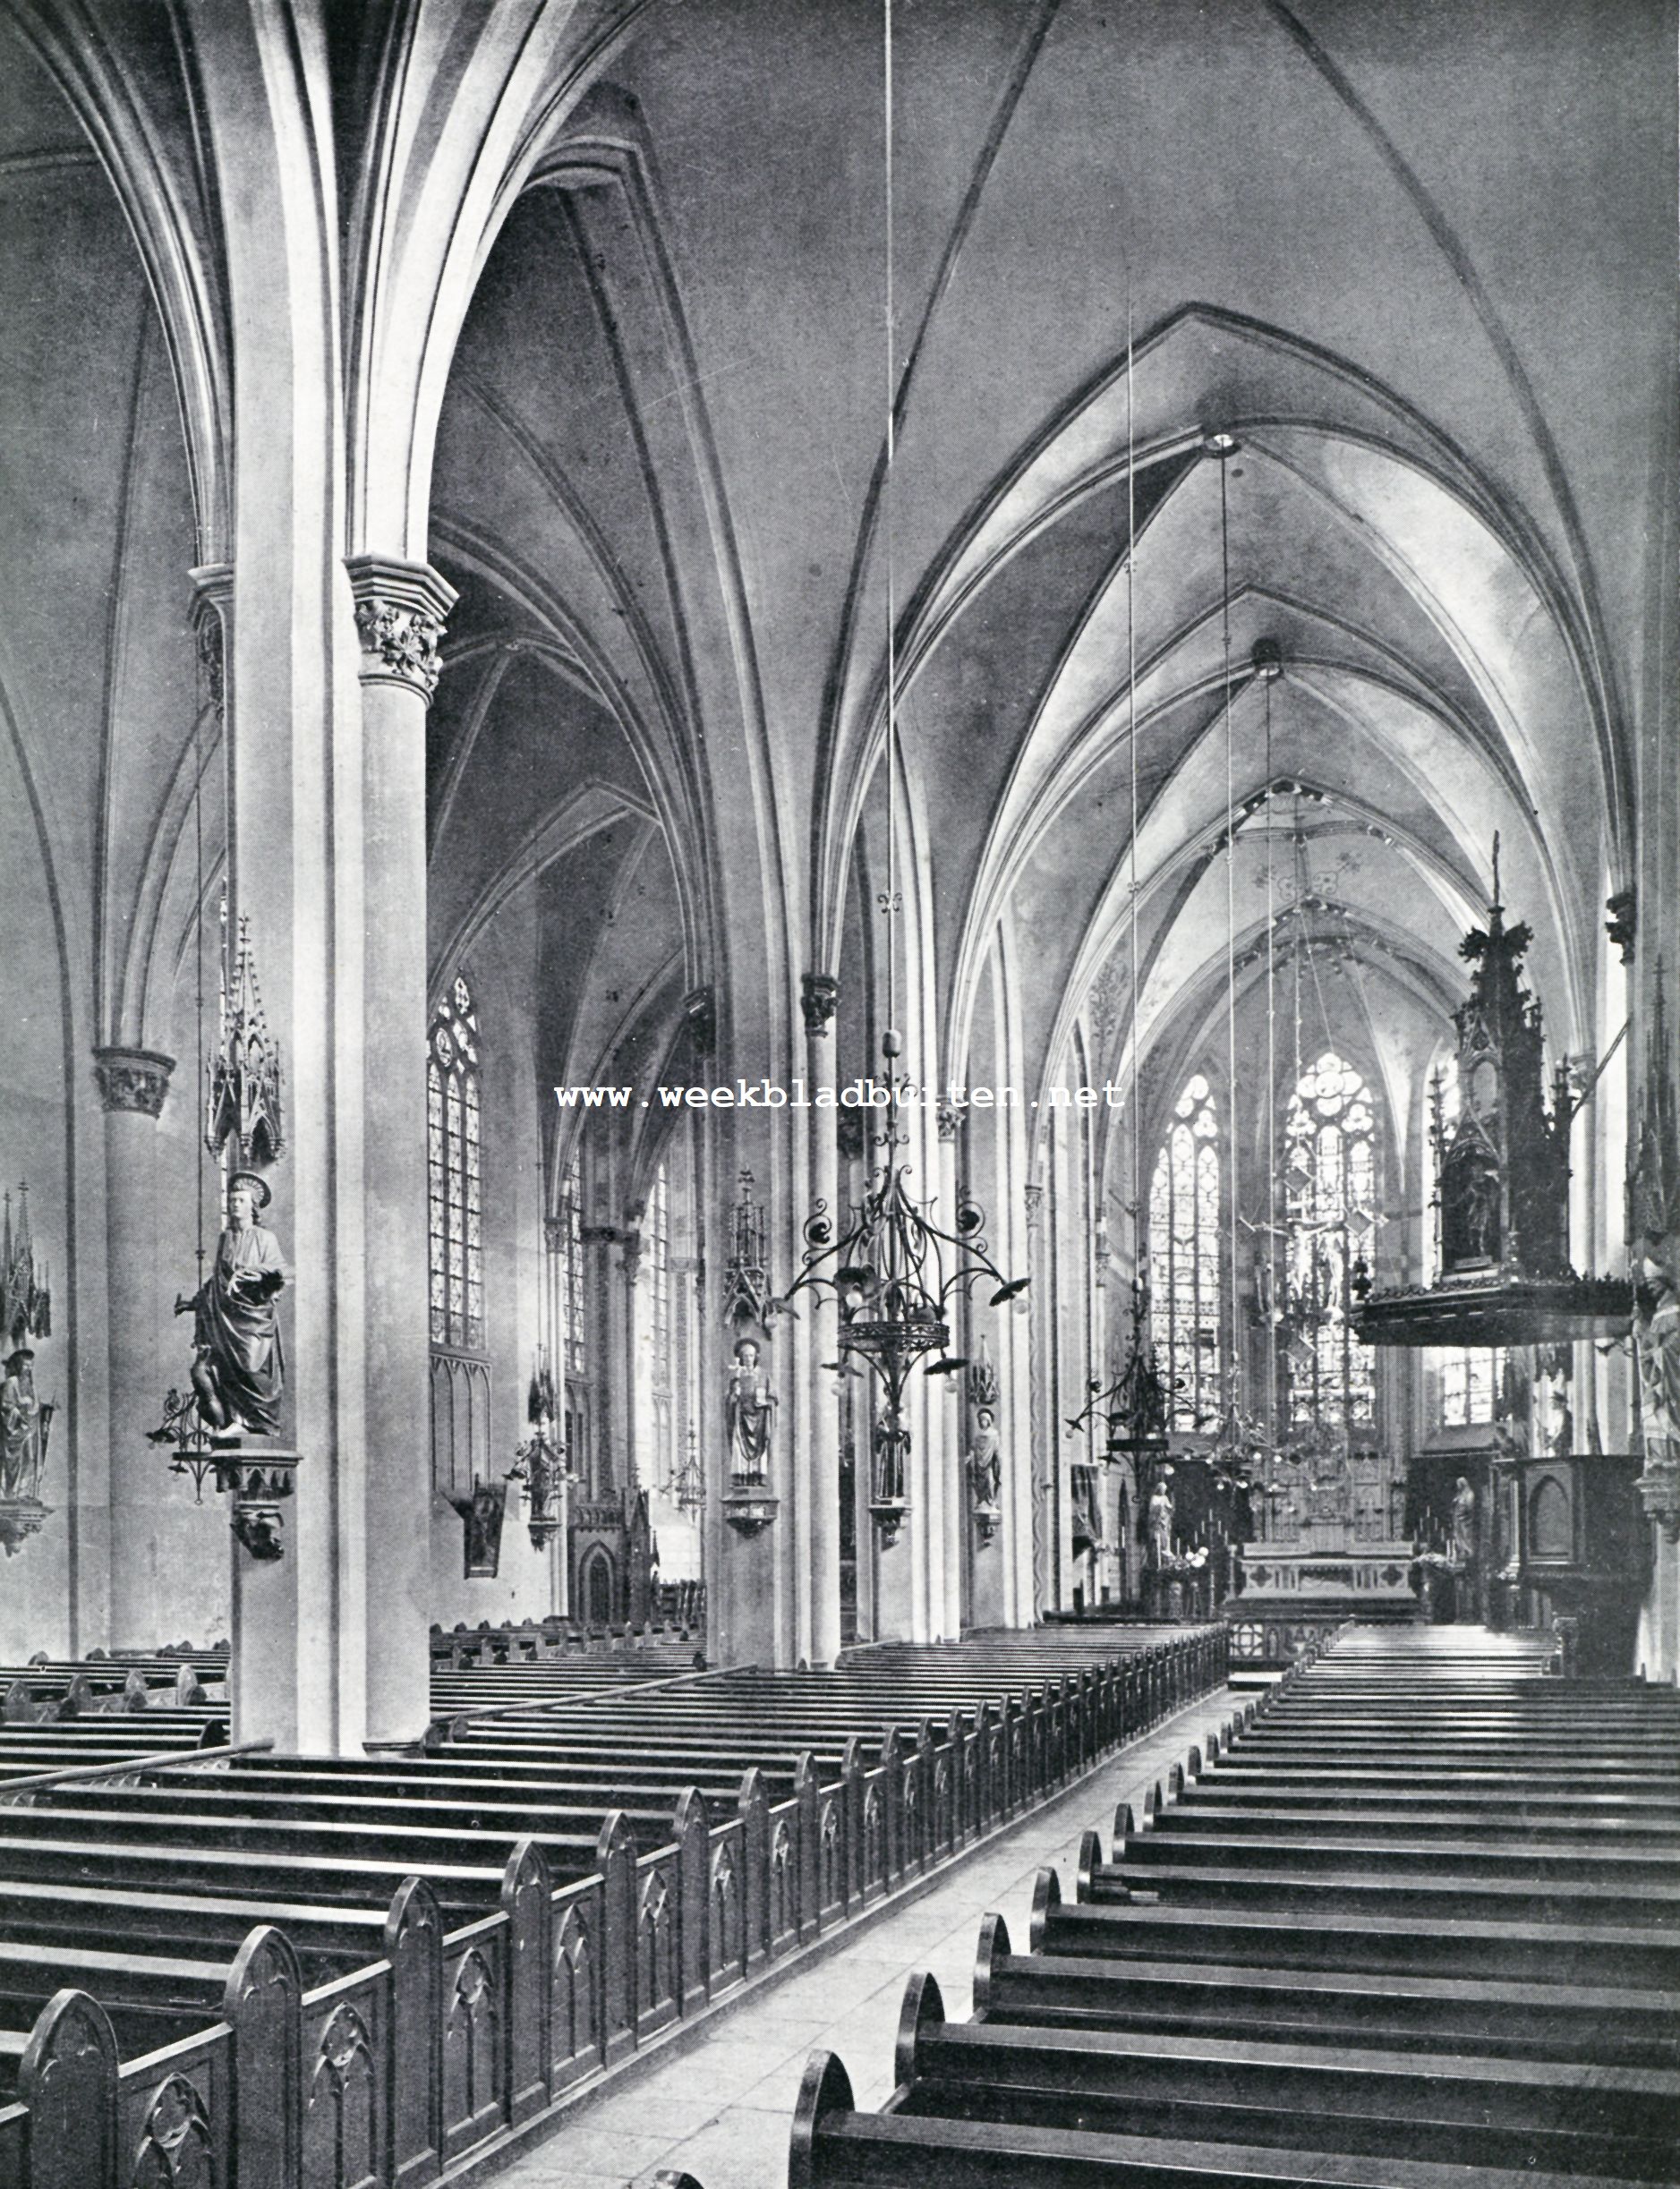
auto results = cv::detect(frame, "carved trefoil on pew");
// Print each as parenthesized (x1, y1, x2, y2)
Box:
(135, 2070, 215, 2187)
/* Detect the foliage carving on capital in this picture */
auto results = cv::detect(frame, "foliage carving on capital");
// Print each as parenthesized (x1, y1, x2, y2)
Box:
(354, 597, 446, 696)
(93, 1047, 175, 1118)
(345, 556, 456, 703)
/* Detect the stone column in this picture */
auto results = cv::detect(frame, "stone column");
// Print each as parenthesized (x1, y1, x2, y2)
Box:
(936, 1102, 966, 1639)
(346, 555, 456, 1744)
(93, 1048, 181, 1648)
(803, 974, 843, 1665)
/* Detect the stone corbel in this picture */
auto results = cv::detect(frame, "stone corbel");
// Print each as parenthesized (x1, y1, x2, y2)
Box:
(345, 555, 457, 703)
(801, 972, 840, 1037)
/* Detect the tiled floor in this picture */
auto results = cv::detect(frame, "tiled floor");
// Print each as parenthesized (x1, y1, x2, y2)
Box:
(493, 1684, 1237, 2189)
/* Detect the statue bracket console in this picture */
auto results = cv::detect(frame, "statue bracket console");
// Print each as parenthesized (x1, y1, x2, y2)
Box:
(224, 1449, 301, 1562)
(722, 1487, 779, 1538)
(163, 1437, 303, 1559)
(870, 1496, 908, 1548)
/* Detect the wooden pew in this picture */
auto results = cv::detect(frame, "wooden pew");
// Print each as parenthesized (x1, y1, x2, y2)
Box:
(889, 1966, 1680, 2179)
(971, 1907, 1679, 2070)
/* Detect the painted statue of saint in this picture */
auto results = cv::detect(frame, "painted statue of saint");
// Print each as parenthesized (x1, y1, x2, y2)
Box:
(176, 1171, 286, 1440)
(725, 1336, 775, 1485)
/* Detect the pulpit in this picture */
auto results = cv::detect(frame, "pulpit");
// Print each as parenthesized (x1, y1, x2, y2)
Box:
(1489, 1452, 1649, 1674)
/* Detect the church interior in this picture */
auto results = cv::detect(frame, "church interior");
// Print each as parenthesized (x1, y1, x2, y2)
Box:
(0, 1, 1676, 2184)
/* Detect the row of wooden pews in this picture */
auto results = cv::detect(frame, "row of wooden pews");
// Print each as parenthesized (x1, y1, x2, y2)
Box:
(429, 1609, 703, 1672)
(0, 1623, 1227, 2186)
(768, 1627, 1680, 2189)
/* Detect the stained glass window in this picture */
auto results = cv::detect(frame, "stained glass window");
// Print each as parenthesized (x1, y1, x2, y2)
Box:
(427, 975, 482, 1351)
(558, 1154, 585, 1376)
(649, 1163, 673, 1477)
(1148, 1075, 1222, 1429)
(1283, 1050, 1377, 1427)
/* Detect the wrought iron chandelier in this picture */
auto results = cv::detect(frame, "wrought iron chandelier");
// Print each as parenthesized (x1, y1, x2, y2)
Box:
(1067, 1276, 1169, 1458)
(670, 1426, 705, 1517)
(772, 1034, 1026, 1543)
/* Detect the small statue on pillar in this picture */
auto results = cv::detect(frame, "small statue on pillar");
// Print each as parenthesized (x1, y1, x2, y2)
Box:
(968, 1408, 1002, 1543)
(0, 1346, 53, 1554)
(725, 1335, 775, 1486)
(967, 1343, 1002, 1542)
(174, 1171, 286, 1441)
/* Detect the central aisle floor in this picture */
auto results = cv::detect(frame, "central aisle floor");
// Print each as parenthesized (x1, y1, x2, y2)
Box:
(495, 1682, 1238, 2189)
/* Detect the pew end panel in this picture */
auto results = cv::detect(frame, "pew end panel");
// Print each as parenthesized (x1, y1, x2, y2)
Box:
(222, 1925, 303, 2189)
(594, 1810, 638, 2065)
(383, 1875, 444, 2186)
(1076, 1827, 1103, 1901)
(893, 1969, 945, 2098)
(670, 1786, 712, 2014)
(789, 2049, 856, 2189)
(971, 1912, 1010, 2020)
(499, 1838, 554, 2124)
(18, 1989, 119, 2189)
(1028, 1865, 1061, 1955)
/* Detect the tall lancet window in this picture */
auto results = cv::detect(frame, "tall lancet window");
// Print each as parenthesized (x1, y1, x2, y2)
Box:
(648, 1161, 673, 1478)
(1284, 1049, 1377, 1427)
(428, 975, 483, 1351)
(558, 1153, 585, 1378)
(1148, 1074, 1222, 1429)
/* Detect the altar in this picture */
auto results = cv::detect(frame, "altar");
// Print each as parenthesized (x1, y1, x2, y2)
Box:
(1225, 1541, 1419, 1663)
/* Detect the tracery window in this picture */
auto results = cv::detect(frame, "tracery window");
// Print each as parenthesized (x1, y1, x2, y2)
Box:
(1148, 1075, 1222, 1430)
(558, 1154, 585, 1377)
(649, 1163, 673, 1478)
(1283, 1050, 1377, 1427)
(428, 975, 482, 1351)
(1440, 1348, 1505, 1426)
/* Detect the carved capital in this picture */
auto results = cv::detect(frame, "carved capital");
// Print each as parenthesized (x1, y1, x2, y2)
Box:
(1023, 1181, 1045, 1229)
(93, 1046, 175, 1118)
(345, 555, 456, 703)
(189, 563, 233, 720)
(1636, 1454, 1680, 1543)
(801, 972, 840, 1037)
(936, 1103, 961, 1142)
